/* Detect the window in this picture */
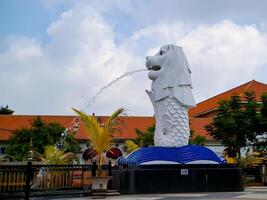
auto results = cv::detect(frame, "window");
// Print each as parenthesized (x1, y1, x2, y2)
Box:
(0, 147, 6, 155)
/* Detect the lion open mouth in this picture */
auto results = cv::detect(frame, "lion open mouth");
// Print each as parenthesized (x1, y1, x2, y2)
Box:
(148, 65, 161, 71)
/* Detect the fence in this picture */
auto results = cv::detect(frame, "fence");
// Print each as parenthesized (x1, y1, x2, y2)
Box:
(243, 165, 265, 185)
(0, 162, 112, 199)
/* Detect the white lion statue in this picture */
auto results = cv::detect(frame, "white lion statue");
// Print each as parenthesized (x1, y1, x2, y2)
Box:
(145, 44, 196, 147)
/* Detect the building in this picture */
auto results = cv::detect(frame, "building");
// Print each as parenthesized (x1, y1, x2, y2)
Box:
(0, 115, 155, 161)
(189, 80, 267, 156)
(0, 80, 266, 160)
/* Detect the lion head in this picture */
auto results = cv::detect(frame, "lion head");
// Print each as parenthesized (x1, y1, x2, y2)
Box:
(145, 44, 196, 108)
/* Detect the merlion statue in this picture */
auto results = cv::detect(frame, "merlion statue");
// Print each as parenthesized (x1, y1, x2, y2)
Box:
(118, 44, 225, 165)
(145, 44, 196, 147)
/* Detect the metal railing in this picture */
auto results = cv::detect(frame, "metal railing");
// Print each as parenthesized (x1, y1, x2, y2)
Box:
(0, 162, 112, 199)
(0, 164, 27, 193)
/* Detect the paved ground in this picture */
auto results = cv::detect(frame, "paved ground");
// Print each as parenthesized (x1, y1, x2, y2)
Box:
(49, 186, 267, 200)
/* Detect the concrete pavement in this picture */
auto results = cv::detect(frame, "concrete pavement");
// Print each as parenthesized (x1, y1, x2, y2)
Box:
(49, 186, 267, 200)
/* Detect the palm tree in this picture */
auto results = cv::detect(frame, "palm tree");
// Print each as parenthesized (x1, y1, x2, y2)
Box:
(124, 140, 139, 153)
(0, 105, 14, 114)
(33, 146, 76, 189)
(72, 108, 125, 176)
(41, 145, 76, 164)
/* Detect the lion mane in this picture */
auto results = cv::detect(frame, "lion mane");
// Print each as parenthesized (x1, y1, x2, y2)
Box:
(146, 44, 195, 108)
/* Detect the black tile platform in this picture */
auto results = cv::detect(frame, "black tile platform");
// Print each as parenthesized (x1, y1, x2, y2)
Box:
(111, 164, 244, 194)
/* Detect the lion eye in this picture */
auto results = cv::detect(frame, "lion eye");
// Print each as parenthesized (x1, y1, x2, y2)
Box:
(159, 50, 165, 55)
(159, 50, 166, 56)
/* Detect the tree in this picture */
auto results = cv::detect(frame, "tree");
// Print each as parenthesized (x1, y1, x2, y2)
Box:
(122, 125, 154, 153)
(56, 129, 81, 154)
(124, 140, 139, 153)
(0, 105, 14, 114)
(41, 145, 76, 164)
(133, 125, 205, 147)
(134, 124, 155, 147)
(260, 93, 267, 132)
(205, 92, 262, 159)
(189, 130, 206, 145)
(7, 117, 66, 161)
(243, 91, 262, 141)
(73, 108, 125, 176)
(253, 93, 267, 154)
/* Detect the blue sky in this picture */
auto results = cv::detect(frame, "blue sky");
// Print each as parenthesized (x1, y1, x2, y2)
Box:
(0, 0, 51, 42)
(0, 0, 72, 43)
(1, 0, 267, 116)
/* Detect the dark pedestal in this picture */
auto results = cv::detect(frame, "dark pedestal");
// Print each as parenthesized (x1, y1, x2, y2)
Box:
(112, 164, 244, 194)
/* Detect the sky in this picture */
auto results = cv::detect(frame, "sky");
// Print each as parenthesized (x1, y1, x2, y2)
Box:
(1, 0, 267, 116)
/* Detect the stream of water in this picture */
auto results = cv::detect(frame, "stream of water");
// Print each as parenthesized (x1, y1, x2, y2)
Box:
(81, 68, 147, 110)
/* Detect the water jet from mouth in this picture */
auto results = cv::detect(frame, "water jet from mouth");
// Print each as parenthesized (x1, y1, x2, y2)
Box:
(82, 68, 147, 110)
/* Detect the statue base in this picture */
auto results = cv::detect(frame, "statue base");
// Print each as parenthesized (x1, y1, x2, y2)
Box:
(118, 145, 226, 165)
(111, 164, 243, 194)
(112, 146, 243, 194)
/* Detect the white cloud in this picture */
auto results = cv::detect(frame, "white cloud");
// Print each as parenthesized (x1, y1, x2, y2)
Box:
(5, 37, 42, 60)
(132, 20, 267, 102)
(0, 3, 151, 115)
(1, 2, 267, 116)
(180, 21, 267, 100)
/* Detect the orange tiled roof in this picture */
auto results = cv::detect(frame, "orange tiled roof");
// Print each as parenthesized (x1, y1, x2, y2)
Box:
(0, 114, 213, 141)
(1, 80, 266, 142)
(76, 116, 156, 140)
(0, 115, 155, 141)
(190, 117, 213, 140)
(189, 80, 267, 117)
(0, 115, 75, 141)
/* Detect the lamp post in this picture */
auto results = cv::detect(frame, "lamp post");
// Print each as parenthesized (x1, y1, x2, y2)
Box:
(73, 117, 79, 133)
(27, 138, 34, 161)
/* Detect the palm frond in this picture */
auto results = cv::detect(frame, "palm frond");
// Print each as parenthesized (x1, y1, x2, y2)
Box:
(104, 108, 125, 136)
(59, 152, 76, 164)
(43, 145, 76, 164)
(44, 145, 64, 164)
(72, 107, 125, 154)
(72, 108, 103, 153)
(124, 140, 139, 153)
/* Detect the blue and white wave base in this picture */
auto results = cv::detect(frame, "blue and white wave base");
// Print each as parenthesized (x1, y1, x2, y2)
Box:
(118, 145, 226, 165)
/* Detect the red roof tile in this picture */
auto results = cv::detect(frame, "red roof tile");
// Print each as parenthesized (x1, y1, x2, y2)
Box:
(0, 115, 75, 140)
(0, 115, 155, 141)
(1, 80, 266, 142)
(189, 80, 267, 117)
(0, 115, 212, 141)
(75, 116, 156, 140)
(190, 118, 213, 140)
